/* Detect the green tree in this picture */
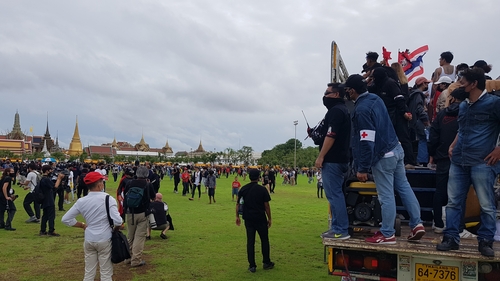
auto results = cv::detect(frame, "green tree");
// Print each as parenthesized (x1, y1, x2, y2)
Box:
(51, 151, 66, 162)
(103, 155, 113, 164)
(91, 153, 101, 161)
(79, 152, 88, 162)
(0, 150, 15, 159)
(113, 154, 125, 163)
(237, 146, 254, 165)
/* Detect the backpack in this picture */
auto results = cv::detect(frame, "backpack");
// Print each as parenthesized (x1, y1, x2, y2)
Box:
(34, 171, 43, 185)
(79, 172, 88, 189)
(125, 187, 144, 209)
(33, 177, 45, 204)
(308, 119, 326, 146)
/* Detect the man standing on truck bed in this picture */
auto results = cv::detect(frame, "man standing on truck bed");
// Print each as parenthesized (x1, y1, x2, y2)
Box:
(313, 82, 351, 240)
(436, 68, 500, 257)
(345, 74, 425, 244)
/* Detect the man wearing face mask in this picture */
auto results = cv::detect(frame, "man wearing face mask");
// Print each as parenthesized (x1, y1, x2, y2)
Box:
(408, 77, 431, 165)
(436, 68, 500, 257)
(313, 83, 351, 239)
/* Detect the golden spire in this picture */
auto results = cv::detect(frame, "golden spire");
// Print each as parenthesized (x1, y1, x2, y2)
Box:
(68, 116, 83, 156)
(111, 134, 118, 148)
(195, 139, 205, 152)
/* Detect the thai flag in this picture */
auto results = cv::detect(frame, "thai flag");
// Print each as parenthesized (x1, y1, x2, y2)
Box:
(398, 45, 429, 82)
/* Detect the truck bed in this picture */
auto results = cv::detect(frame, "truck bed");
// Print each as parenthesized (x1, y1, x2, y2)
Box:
(323, 226, 500, 261)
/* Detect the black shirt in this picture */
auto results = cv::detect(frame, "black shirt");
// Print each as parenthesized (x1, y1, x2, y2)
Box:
(320, 99, 351, 163)
(0, 176, 13, 202)
(237, 182, 271, 222)
(150, 201, 168, 226)
(124, 179, 155, 214)
(40, 176, 55, 208)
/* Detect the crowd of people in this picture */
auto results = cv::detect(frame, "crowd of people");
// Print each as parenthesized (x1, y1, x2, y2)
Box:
(312, 50, 500, 257)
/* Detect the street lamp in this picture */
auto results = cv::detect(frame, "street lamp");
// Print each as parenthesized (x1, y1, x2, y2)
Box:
(294, 120, 298, 169)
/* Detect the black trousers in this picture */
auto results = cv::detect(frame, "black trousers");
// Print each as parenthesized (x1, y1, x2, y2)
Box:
(191, 184, 201, 199)
(77, 184, 88, 198)
(393, 115, 417, 165)
(245, 219, 271, 267)
(0, 201, 16, 228)
(41, 206, 55, 233)
(53, 186, 64, 210)
(113, 173, 118, 182)
(174, 178, 180, 192)
(269, 180, 276, 193)
(182, 182, 190, 195)
(23, 192, 40, 218)
(317, 182, 323, 198)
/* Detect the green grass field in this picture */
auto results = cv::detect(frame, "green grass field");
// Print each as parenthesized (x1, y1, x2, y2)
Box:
(0, 174, 334, 281)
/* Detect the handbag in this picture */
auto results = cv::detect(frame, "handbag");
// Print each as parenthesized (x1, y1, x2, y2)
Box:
(105, 195, 131, 264)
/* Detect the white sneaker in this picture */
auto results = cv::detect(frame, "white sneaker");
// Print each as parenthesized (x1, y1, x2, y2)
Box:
(459, 229, 477, 239)
(433, 227, 445, 234)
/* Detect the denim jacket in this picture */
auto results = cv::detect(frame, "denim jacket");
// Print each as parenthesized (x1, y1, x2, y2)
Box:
(452, 92, 500, 166)
(351, 92, 399, 173)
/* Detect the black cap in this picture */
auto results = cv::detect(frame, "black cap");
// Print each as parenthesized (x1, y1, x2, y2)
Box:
(450, 88, 468, 101)
(345, 74, 366, 91)
(473, 60, 487, 68)
(248, 169, 260, 181)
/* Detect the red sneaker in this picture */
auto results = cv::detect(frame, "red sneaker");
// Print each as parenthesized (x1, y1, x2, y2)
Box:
(365, 231, 396, 244)
(408, 224, 426, 241)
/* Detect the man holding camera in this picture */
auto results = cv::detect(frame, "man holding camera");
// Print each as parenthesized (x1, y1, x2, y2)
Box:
(22, 163, 41, 223)
(39, 165, 65, 236)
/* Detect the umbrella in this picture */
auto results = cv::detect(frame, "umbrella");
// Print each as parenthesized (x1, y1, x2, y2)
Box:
(42, 157, 56, 162)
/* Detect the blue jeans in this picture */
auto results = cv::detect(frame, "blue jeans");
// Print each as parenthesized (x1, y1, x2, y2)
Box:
(417, 132, 429, 164)
(371, 144, 422, 237)
(444, 163, 497, 243)
(322, 162, 349, 235)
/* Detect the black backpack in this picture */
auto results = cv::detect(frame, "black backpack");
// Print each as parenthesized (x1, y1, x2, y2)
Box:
(79, 172, 88, 190)
(33, 177, 45, 204)
(105, 195, 131, 263)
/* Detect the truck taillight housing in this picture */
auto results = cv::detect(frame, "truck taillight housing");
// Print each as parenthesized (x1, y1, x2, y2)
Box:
(330, 249, 397, 280)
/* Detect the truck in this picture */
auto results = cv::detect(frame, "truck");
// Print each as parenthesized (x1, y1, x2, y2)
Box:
(323, 42, 500, 281)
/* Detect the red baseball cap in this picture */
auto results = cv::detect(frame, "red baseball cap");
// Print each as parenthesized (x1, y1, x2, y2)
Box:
(414, 77, 431, 86)
(84, 172, 105, 185)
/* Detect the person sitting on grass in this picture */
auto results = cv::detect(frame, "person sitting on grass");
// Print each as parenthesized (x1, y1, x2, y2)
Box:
(147, 193, 171, 240)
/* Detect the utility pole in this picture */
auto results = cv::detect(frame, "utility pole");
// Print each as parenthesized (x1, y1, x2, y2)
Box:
(294, 120, 298, 169)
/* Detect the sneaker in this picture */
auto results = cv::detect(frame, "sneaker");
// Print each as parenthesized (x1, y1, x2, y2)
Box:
(478, 240, 495, 257)
(59, 209, 65, 212)
(436, 236, 459, 251)
(160, 233, 167, 239)
(408, 224, 426, 241)
(4, 227, 16, 231)
(25, 216, 38, 223)
(433, 225, 445, 234)
(39, 231, 47, 236)
(248, 266, 256, 273)
(47, 232, 60, 237)
(263, 262, 275, 270)
(460, 229, 477, 239)
(322, 232, 350, 240)
(146, 236, 151, 240)
(131, 260, 146, 267)
(405, 164, 415, 170)
(365, 231, 396, 244)
(188, 198, 194, 201)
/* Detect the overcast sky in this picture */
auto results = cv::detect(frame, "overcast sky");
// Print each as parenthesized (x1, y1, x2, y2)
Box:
(1, 0, 499, 153)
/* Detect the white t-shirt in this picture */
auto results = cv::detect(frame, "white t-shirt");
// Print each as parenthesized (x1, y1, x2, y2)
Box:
(26, 171, 38, 192)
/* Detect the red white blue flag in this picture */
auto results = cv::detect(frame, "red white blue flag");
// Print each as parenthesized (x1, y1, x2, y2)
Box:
(398, 45, 429, 82)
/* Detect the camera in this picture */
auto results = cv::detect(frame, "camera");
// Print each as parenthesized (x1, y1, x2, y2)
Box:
(11, 194, 19, 201)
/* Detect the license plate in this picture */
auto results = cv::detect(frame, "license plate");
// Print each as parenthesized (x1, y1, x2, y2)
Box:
(415, 263, 459, 281)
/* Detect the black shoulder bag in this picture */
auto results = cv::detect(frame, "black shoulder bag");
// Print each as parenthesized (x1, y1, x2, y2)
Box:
(106, 195, 131, 264)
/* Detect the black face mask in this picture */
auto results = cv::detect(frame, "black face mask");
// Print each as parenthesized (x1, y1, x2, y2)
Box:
(323, 96, 337, 109)
(458, 86, 470, 99)
(9, 173, 15, 177)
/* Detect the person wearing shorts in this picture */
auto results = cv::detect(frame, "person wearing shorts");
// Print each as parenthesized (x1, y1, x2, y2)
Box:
(231, 176, 241, 201)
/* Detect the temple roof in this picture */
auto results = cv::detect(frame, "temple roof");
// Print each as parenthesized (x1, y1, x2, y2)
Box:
(7, 111, 25, 140)
(194, 140, 205, 152)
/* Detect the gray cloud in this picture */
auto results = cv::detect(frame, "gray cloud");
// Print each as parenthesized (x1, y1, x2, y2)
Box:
(1, 0, 499, 153)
